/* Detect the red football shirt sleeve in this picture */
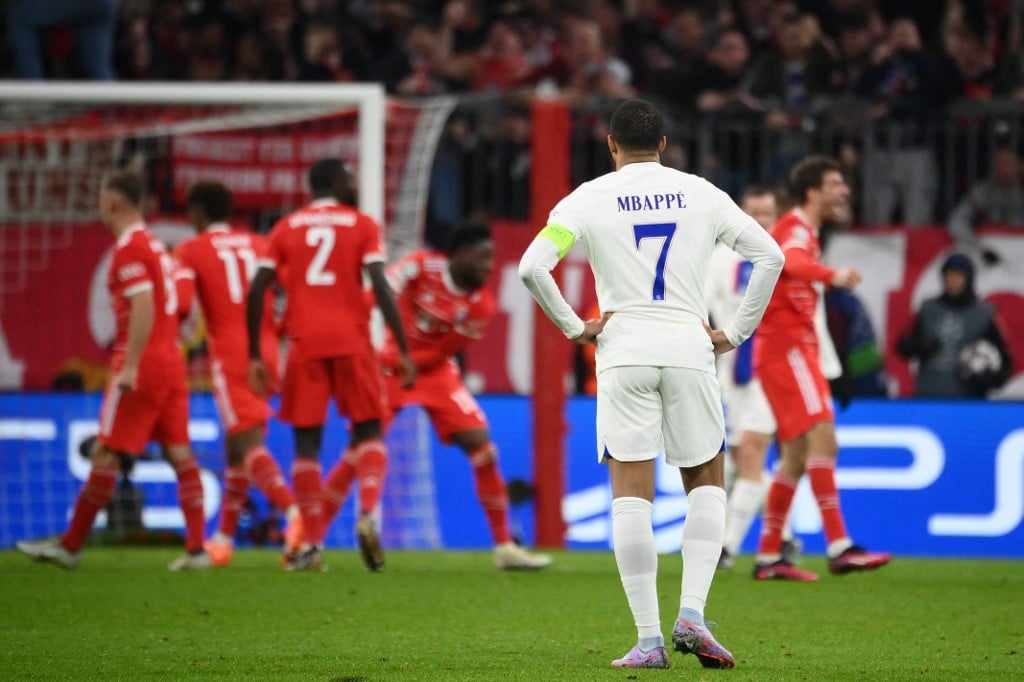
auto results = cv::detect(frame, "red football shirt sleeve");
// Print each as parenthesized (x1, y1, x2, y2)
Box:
(385, 251, 422, 293)
(111, 240, 153, 298)
(782, 247, 836, 283)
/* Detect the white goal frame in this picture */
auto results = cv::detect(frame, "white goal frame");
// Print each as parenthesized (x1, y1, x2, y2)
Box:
(0, 81, 387, 222)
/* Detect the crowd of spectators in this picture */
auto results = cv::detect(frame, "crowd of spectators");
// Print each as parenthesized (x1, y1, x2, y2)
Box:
(3, 0, 1024, 228)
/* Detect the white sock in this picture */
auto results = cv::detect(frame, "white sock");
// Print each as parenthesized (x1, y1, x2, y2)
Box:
(723, 477, 766, 555)
(680, 485, 727, 615)
(612, 497, 661, 641)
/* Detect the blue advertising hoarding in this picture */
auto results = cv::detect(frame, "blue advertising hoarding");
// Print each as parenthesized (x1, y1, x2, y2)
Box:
(1, 394, 1021, 558)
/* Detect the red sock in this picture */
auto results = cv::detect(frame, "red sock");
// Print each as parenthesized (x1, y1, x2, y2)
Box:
(355, 440, 387, 516)
(758, 473, 797, 556)
(323, 448, 358, 523)
(470, 444, 512, 545)
(174, 458, 206, 554)
(244, 445, 295, 512)
(292, 458, 324, 546)
(218, 466, 248, 538)
(807, 456, 849, 545)
(61, 463, 118, 553)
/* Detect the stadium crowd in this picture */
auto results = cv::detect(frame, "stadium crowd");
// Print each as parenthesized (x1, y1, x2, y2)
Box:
(4, 0, 1024, 228)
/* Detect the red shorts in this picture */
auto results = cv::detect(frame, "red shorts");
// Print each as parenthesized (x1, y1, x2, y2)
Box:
(97, 377, 190, 454)
(758, 345, 834, 442)
(385, 360, 488, 443)
(280, 349, 384, 428)
(210, 359, 274, 437)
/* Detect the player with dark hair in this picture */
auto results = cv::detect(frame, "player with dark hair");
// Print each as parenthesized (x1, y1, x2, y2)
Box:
(752, 156, 892, 581)
(322, 222, 551, 570)
(18, 170, 208, 571)
(247, 158, 414, 572)
(521, 99, 784, 669)
(175, 180, 302, 567)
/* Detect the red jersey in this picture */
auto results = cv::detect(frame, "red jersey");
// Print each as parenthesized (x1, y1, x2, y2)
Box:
(106, 223, 185, 378)
(174, 224, 278, 374)
(261, 198, 385, 359)
(755, 209, 836, 362)
(384, 250, 495, 371)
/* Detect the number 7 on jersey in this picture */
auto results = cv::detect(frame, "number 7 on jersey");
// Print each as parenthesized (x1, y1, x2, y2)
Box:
(633, 222, 676, 301)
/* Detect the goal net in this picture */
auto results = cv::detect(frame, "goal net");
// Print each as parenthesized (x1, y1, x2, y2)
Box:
(0, 83, 454, 551)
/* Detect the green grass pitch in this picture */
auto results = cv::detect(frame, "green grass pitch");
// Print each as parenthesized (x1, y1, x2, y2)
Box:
(1, 548, 1020, 680)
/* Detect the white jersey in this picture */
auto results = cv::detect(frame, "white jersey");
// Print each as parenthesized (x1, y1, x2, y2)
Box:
(521, 162, 784, 374)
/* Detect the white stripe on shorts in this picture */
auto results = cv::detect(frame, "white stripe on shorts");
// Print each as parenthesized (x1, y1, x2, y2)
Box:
(211, 360, 238, 430)
(100, 383, 122, 436)
(787, 347, 823, 415)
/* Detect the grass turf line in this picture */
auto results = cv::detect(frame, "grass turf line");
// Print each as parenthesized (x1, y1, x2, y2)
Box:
(1, 549, 1020, 680)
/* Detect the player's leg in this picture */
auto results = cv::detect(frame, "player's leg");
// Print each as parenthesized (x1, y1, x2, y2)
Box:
(721, 429, 771, 565)
(18, 379, 162, 569)
(206, 425, 300, 565)
(661, 367, 734, 669)
(162, 442, 210, 571)
(600, 367, 669, 669)
(753, 434, 818, 580)
(204, 434, 249, 565)
(16, 438, 122, 569)
(326, 360, 391, 525)
(607, 458, 669, 669)
(278, 355, 330, 570)
(235, 426, 302, 556)
(419, 363, 550, 570)
(323, 366, 401, 525)
(754, 350, 823, 580)
(805, 421, 892, 574)
(327, 351, 391, 571)
(449, 427, 552, 571)
(346, 419, 388, 571)
(149, 379, 208, 571)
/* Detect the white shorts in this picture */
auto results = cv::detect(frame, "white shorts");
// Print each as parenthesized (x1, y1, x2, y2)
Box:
(596, 366, 725, 469)
(720, 377, 776, 446)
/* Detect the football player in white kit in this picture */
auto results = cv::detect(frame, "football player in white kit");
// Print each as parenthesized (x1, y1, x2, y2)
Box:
(519, 99, 784, 670)
(706, 186, 843, 569)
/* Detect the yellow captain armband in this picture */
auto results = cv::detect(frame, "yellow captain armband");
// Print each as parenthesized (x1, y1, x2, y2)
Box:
(537, 223, 577, 259)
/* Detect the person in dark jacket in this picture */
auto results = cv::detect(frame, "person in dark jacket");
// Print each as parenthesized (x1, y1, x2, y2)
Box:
(897, 253, 1013, 398)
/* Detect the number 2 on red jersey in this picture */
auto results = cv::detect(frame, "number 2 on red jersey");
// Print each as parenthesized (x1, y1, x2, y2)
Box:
(305, 226, 336, 286)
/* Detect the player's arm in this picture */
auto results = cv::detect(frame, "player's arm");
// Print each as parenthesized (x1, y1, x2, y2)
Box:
(172, 254, 196, 322)
(777, 230, 860, 289)
(120, 288, 155, 391)
(368, 261, 416, 388)
(246, 266, 276, 396)
(519, 224, 608, 344)
(716, 202, 785, 349)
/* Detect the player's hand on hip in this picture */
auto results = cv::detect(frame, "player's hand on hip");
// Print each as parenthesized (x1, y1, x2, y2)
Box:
(573, 311, 613, 345)
(703, 320, 736, 356)
(248, 359, 271, 397)
(397, 353, 417, 389)
(117, 366, 139, 392)
(831, 268, 862, 289)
